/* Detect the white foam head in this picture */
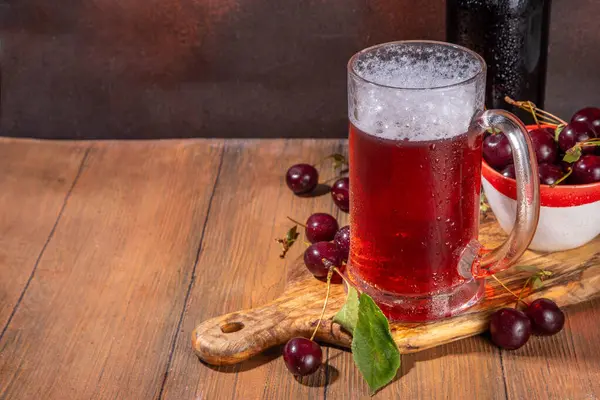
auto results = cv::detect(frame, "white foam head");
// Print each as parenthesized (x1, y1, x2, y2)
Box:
(348, 41, 485, 141)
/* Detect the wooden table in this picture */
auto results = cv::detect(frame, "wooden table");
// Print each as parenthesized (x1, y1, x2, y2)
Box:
(0, 138, 598, 400)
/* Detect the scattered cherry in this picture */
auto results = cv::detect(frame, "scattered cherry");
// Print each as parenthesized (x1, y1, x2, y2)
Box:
(500, 164, 516, 179)
(305, 213, 339, 243)
(483, 132, 512, 170)
(538, 164, 564, 186)
(331, 178, 350, 212)
(286, 164, 319, 195)
(571, 107, 600, 131)
(529, 127, 558, 164)
(525, 298, 565, 336)
(570, 155, 600, 184)
(558, 121, 597, 154)
(489, 308, 532, 350)
(283, 337, 323, 376)
(334, 225, 350, 262)
(303, 242, 342, 278)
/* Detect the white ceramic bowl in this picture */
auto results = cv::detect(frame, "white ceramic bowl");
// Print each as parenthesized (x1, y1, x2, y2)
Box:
(482, 126, 600, 252)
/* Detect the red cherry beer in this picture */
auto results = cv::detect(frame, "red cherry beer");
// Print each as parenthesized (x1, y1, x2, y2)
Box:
(347, 41, 540, 321)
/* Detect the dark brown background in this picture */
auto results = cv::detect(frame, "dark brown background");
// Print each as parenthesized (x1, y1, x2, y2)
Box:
(0, 0, 598, 139)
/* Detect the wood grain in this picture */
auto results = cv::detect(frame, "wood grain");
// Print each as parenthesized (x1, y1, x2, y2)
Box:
(160, 139, 344, 400)
(0, 139, 88, 332)
(0, 140, 223, 399)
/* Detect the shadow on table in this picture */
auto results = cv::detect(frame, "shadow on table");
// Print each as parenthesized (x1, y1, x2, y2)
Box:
(297, 184, 332, 198)
(200, 343, 340, 387)
(200, 344, 284, 373)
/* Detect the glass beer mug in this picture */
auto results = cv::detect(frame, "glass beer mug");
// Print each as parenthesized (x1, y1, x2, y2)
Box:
(347, 41, 540, 321)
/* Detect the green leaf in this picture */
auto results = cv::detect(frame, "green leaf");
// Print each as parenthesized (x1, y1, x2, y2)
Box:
(326, 153, 348, 170)
(539, 269, 553, 277)
(275, 225, 300, 259)
(286, 225, 299, 243)
(351, 293, 401, 395)
(532, 276, 543, 289)
(333, 286, 359, 334)
(554, 124, 565, 142)
(563, 146, 582, 163)
(516, 265, 539, 274)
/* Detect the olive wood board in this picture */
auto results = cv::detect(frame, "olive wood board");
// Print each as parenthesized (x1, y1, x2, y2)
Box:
(192, 217, 600, 366)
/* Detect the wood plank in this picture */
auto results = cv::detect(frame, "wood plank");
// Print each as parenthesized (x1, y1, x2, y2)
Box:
(0, 139, 88, 333)
(161, 139, 344, 400)
(0, 140, 224, 399)
(0, 138, 597, 400)
(501, 297, 600, 400)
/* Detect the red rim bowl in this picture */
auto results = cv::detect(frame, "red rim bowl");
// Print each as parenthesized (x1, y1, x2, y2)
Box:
(481, 124, 600, 208)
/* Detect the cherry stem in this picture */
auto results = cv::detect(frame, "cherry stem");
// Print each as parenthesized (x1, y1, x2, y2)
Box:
(526, 101, 541, 128)
(581, 139, 600, 147)
(332, 265, 352, 287)
(551, 168, 572, 187)
(491, 274, 531, 307)
(287, 216, 307, 229)
(311, 269, 333, 341)
(504, 96, 568, 125)
(535, 109, 568, 125)
(514, 277, 532, 309)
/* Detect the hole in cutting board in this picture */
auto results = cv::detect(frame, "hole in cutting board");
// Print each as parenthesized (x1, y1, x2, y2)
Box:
(220, 322, 244, 333)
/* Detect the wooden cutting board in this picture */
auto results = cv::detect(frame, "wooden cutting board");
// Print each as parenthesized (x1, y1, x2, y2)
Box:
(192, 217, 600, 366)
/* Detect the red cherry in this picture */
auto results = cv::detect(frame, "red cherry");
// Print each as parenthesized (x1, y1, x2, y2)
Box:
(489, 308, 532, 350)
(525, 298, 565, 336)
(286, 164, 319, 194)
(538, 164, 564, 186)
(558, 121, 597, 154)
(500, 164, 516, 179)
(331, 178, 350, 212)
(571, 107, 600, 131)
(483, 132, 512, 170)
(529, 128, 558, 164)
(283, 337, 322, 376)
(303, 242, 341, 278)
(305, 213, 339, 243)
(334, 226, 350, 262)
(570, 155, 600, 184)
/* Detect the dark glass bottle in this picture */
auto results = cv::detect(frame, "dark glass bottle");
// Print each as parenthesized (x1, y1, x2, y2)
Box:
(447, 0, 551, 122)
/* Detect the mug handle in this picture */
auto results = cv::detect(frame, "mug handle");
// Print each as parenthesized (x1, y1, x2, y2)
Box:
(459, 110, 541, 279)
